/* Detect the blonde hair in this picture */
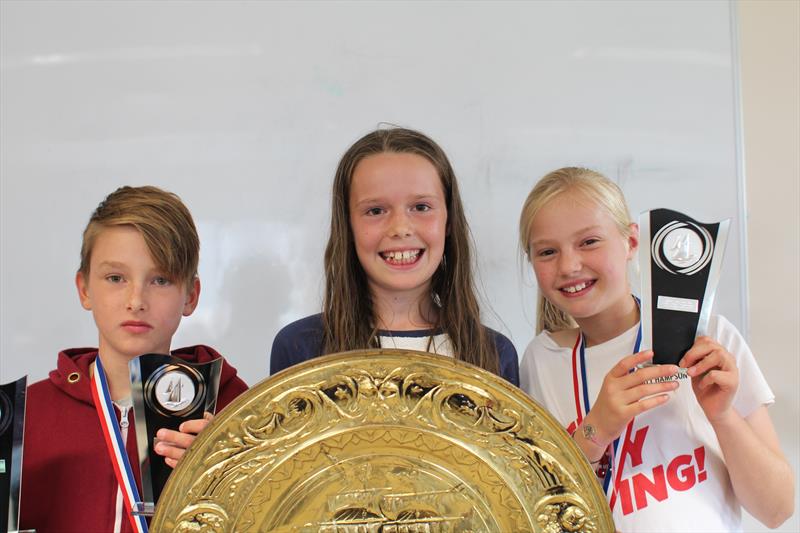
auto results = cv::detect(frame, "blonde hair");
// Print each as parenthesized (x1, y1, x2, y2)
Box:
(79, 186, 199, 289)
(518, 167, 633, 333)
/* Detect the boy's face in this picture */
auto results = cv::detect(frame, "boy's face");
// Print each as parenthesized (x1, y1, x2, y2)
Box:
(76, 225, 200, 364)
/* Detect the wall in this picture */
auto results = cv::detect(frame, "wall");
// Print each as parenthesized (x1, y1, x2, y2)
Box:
(0, 0, 748, 389)
(738, 1, 800, 531)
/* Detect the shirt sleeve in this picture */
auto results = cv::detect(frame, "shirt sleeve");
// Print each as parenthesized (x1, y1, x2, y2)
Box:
(270, 327, 294, 375)
(519, 338, 545, 403)
(492, 331, 520, 387)
(709, 315, 775, 418)
(269, 314, 326, 376)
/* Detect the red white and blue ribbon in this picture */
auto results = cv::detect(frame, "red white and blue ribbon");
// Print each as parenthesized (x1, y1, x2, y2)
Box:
(571, 323, 642, 501)
(91, 356, 148, 533)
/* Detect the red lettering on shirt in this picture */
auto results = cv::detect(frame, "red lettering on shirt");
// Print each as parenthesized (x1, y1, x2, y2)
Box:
(621, 425, 649, 468)
(616, 445, 709, 516)
(633, 465, 668, 509)
(616, 477, 635, 516)
(694, 446, 707, 482)
(666, 454, 695, 491)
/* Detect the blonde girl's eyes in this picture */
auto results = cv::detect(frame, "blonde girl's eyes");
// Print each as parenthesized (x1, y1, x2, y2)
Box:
(535, 248, 556, 258)
(581, 237, 601, 247)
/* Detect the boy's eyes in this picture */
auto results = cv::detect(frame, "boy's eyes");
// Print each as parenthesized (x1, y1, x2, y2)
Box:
(103, 274, 172, 286)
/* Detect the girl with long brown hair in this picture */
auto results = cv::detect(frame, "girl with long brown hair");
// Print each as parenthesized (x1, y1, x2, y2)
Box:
(270, 127, 518, 385)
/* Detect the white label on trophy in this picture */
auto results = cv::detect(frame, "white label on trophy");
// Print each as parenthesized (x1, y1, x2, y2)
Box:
(154, 371, 196, 412)
(657, 295, 699, 313)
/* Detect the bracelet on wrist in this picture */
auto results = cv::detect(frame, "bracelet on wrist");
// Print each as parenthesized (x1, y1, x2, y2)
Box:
(593, 446, 613, 479)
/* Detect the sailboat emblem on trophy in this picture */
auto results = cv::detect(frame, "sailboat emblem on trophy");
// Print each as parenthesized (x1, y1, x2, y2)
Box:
(652, 220, 714, 275)
(154, 371, 195, 412)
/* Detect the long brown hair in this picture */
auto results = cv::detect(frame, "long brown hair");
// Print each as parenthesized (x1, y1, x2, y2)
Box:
(323, 127, 499, 375)
(518, 167, 633, 333)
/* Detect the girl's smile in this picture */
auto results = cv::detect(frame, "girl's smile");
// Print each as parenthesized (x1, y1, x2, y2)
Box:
(558, 279, 596, 296)
(380, 248, 423, 266)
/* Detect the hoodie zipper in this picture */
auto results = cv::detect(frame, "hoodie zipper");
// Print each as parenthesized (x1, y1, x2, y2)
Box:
(119, 405, 131, 430)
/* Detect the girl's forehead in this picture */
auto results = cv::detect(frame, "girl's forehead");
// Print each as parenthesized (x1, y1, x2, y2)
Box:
(543, 190, 603, 217)
(350, 153, 444, 198)
(532, 191, 614, 235)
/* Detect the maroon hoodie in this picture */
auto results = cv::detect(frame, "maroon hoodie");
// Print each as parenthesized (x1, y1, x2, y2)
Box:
(19, 346, 247, 533)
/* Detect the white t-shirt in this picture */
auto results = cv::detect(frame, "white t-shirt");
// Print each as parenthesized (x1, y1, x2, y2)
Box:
(520, 315, 774, 532)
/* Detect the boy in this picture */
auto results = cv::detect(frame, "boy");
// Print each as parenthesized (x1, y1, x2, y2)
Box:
(19, 186, 248, 532)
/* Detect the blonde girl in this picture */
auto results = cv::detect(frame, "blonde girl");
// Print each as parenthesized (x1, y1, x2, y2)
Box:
(518, 167, 792, 531)
(271, 127, 519, 385)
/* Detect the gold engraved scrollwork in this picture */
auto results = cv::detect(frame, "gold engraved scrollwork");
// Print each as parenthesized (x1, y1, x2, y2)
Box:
(153, 350, 614, 532)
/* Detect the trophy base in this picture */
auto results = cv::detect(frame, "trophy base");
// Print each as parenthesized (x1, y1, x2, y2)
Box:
(131, 502, 155, 517)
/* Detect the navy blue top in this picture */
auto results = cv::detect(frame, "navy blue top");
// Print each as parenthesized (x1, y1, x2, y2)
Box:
(270, 313, 520, 386)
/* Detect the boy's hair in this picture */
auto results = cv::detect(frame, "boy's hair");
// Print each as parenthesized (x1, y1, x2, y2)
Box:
(323, 127, 499, 375)
(79, 185, 199, 288)
(518, 167, 633, 334)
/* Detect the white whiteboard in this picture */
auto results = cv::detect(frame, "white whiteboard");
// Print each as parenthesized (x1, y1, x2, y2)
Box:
(1, 0, 745, 388)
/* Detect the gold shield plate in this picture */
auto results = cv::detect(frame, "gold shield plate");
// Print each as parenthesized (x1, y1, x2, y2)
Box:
(152, 350, 614, 532)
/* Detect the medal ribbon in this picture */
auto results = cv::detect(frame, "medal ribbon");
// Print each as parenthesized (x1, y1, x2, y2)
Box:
(571, 324, 642, 502)
(90, 356, 149, 533)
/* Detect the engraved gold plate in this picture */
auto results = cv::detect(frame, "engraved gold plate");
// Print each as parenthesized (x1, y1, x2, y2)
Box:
(153, 350, 614, 532)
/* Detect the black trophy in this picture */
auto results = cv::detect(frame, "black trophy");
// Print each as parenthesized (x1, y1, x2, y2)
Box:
(129, 354, 222, 516)
(639, 208, 730, 365)
(1, 377, 27, 533)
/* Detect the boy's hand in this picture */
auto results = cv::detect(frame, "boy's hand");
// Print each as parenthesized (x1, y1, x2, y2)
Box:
(585, 350, 679, 450)
(154, 412, 214, 469)
(680, 336, 739, 424)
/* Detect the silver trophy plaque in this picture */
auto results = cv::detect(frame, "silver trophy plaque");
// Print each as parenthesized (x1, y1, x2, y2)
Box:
(129, 354, 222, 516)
(639, 208, 730, 365)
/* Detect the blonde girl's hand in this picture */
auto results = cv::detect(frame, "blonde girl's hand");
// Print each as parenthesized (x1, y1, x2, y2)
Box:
(154, 412, 214, 469)
(680, 336, 739, 424)
(583, 350, 680, 450)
